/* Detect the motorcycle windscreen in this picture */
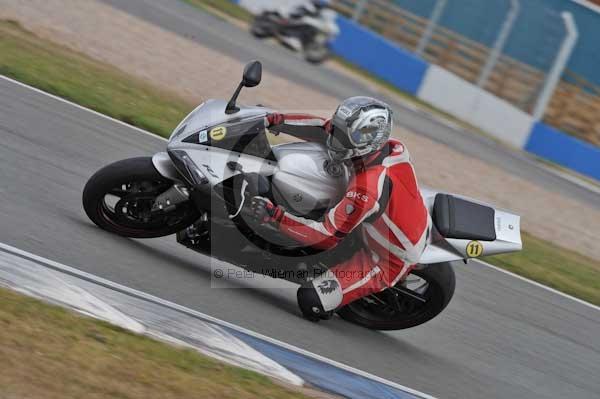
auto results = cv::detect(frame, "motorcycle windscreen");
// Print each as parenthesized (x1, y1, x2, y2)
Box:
(181, 118, 276, 161)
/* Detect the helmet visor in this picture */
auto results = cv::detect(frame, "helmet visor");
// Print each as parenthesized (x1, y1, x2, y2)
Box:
(328, 96, 393, 160)
(349, 118, 386, 147)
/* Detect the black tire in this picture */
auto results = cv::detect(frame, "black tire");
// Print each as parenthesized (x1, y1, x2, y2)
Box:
(251, 15, 273, 38)
(304, 41, 330, 64)
(82, 157, 199, 238)
(337, 262, 456, 330)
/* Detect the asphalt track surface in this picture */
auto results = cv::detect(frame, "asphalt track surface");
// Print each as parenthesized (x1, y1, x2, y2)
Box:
(2, 76, 600, 399)
(99, 0, 600, 211)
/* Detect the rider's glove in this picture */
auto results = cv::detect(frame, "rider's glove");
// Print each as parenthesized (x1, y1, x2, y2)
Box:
(265, 113, 285, 127)
(323, 118, 333, 134)
(250, 196, 284, 225)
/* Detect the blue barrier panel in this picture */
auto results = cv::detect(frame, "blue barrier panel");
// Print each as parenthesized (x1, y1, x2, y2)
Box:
(330, 16, 428, 96)
(526, 122, 600, 182)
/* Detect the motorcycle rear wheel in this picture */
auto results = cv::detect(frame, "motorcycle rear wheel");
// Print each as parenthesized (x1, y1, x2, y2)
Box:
(304, 41, 330, 64)
(337, 262, 456, 330)
(82, 157, 199, 238)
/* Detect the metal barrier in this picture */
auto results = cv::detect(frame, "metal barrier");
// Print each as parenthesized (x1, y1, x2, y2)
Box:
(332, 0, 600, 146)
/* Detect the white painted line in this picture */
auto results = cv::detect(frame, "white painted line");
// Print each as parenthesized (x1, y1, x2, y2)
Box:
(0, 75, 168, 143)
(535, 162, 600, 195)
(0, 247, 303, 386)
(2, 74, 597, 312)
(0, 241, 437, 399)
(474, 259, 599, 311)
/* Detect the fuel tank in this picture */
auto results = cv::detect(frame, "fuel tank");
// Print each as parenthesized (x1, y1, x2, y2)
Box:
(271, 142, 350, 215)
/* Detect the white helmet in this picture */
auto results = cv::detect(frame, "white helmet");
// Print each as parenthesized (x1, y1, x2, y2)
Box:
(328, 97, 393, 161)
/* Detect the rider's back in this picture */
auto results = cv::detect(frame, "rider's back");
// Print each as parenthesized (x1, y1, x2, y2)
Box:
(362, 139, 429, 263)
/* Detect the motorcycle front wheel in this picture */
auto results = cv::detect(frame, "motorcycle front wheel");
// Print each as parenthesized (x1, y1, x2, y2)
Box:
(250, 14, 274, 38)
(304, 40, 330, 64)
(82, 157, 200, 238)
(337, 262, 456, 330)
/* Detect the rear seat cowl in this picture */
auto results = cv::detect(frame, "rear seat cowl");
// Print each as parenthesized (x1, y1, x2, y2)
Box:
(433, 194, 497, 241)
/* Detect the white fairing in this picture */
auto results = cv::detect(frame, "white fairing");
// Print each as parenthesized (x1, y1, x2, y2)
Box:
(271, 142, 350, 214)
(167, 99, 277, 184)
(176, 145, 277, 185)
(301, 10, 339, 36)
(170, 99, 271, 141)
(419, 188, 522, 264)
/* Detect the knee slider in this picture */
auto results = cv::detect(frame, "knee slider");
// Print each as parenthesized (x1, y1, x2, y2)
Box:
(297, 285, 325, 320)
(297, 271, 343, 320)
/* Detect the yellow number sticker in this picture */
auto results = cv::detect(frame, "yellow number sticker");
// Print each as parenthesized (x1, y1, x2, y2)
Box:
(209, 126, 227, 141)
(466, 240, 484, 258)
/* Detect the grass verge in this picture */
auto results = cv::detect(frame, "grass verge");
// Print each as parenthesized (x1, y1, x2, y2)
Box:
(0, 19, 192, 138)
(1, 19, 598, 305)
(487, 232, 600, 305)
(0, 286, 312, 399)
(184, 0, 253, 22)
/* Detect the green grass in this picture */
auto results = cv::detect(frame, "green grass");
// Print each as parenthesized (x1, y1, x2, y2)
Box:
(0, 286, 312, 399)
(486, 232, 600, 305)
(184, 0, 253, 22)
(1, 19, 599, 305)
(0, 19, 192, 138)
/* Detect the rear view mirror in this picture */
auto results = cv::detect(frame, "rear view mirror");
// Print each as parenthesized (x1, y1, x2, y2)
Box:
(226, 60, 263, 114)
(242, 60, 262, 87)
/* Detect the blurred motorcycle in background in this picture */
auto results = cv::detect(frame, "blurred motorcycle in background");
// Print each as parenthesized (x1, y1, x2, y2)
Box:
(250, 1, 339, 63)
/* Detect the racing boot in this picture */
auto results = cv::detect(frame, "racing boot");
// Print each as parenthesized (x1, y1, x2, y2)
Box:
(297, 271, 342, 322)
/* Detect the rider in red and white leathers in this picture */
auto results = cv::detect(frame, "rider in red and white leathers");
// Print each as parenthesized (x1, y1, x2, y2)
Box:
(250, 97, 431, 321)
